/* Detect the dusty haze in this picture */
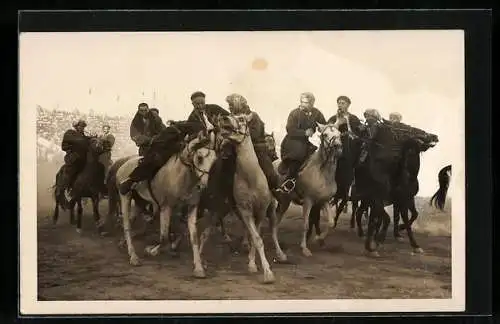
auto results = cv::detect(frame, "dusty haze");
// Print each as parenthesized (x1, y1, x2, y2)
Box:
(20, 30, 464, 197)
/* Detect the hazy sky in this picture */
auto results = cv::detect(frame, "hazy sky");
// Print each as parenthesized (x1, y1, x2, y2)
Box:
(20, 30, 464, 196)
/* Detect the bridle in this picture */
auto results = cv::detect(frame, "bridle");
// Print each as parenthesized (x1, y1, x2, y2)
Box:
(318, 124, 343, 169)
(218, 114, 250, 144)
(178, 135, 214, 182)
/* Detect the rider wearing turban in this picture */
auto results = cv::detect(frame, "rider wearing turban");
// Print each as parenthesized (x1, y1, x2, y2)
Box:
(225, 93, 280, 195)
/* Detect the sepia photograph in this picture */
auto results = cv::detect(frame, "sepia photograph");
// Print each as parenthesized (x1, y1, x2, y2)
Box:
(19, 29, 465, 314)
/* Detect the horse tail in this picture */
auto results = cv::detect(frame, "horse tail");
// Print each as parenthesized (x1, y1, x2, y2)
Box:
(429, 164, 451, 211)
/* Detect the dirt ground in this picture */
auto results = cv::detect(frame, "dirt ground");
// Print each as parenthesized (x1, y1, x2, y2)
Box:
(36, 161, 452, 300)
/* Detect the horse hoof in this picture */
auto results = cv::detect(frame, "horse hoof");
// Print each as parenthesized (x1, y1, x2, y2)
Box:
(412, 247, 424, 254)
(273, 253, 289, 264)
(129, 255, 141, 266)
(193, 268, 206, 278)
(395, 236, 404, 242)
(263, 272, 276, 284)
(248, 264, 259, 273)
(76, 228, 82, 234)
(145, 245, 160, 256)
(302, 248, 313, 257)
(366, 251, 380, 258)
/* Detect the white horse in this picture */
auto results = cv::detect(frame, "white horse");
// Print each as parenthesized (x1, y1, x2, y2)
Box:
(111, 130, 219, 279)
(273, 122, 343, 257)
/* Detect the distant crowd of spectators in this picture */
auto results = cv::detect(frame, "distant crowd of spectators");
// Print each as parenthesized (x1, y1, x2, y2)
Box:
(36, 105, 137, 163)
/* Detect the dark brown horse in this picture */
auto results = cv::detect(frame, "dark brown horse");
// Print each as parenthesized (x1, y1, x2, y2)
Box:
(52, 136, 107, 234)
(354, 122, 438, 256)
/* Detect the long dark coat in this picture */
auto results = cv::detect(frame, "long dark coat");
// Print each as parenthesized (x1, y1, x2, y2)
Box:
(61, 129, 89, 168)
(129, 111, 166, 156)
(280, 107, 326, 162)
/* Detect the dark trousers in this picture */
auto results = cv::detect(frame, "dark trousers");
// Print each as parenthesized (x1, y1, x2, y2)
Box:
(128, 148, 177, 182)
(255, 145, 280, 190)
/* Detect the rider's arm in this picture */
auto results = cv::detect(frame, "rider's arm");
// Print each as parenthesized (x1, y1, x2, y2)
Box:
(315, 109, 327, 125)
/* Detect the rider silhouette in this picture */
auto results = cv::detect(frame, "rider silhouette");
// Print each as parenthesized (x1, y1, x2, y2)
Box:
(60, 119, 91, 193)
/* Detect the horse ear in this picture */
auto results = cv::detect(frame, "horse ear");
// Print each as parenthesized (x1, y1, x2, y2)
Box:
(316, 123, 326, 132)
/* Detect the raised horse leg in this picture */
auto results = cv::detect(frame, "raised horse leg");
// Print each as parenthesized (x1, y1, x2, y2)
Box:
(399, 200, 423, 254)
(375, 204, 391, 245)
(393, 203, 404, 242)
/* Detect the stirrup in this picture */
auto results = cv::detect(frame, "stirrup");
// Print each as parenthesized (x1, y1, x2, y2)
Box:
(278, 178, 296, 194)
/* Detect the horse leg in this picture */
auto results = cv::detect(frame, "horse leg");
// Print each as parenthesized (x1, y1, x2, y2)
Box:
(300, 199, 314, 257)
(186, 205, 206, 279)
(75, 199, 84, 233)
(400, 197, 419, 230)
(68, 199, 76, 225)
(239, 208, 275, 284)
(268, 200, 288, 263)
(315, 203, 333, 246)
(120, 194, 140, 266)
(356, 200, 366, 237)
(364, 201, 380, 257)
(144, 204, 172, 257)
(52, 197, 60, 225)
(393, 203, 404, 242)
(350, 199, 359, 231)
(91, 195, 105, 235)
(375, 205, 391, 246)
(400, 203, 423, 254)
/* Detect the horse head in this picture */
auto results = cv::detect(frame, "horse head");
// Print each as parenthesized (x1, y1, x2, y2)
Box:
(316, 122, 343, 159)
(184, 131, 218, 188)
(264, 132, 279, 160)
(87, 136, 105, 159)
(407, 129, 439, 153)
(217, 113, 251, 144)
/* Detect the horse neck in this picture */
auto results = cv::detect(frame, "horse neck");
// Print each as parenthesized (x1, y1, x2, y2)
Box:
(234, 134, 261, 176)
(317, 140, 338, 171)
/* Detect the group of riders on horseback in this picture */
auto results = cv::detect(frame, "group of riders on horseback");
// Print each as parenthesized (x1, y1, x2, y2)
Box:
(53, 89, 446, 281)
(58, 91, 409, 210)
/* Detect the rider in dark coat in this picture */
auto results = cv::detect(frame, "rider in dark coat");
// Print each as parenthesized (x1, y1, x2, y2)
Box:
(187, 91, 230, 128)
(327, 96, 363, 136)
(278, 92, 327, 193)
(129, 102, 166, 156)
(119, 120, 207, 195)
(60, 119, 91, 191)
